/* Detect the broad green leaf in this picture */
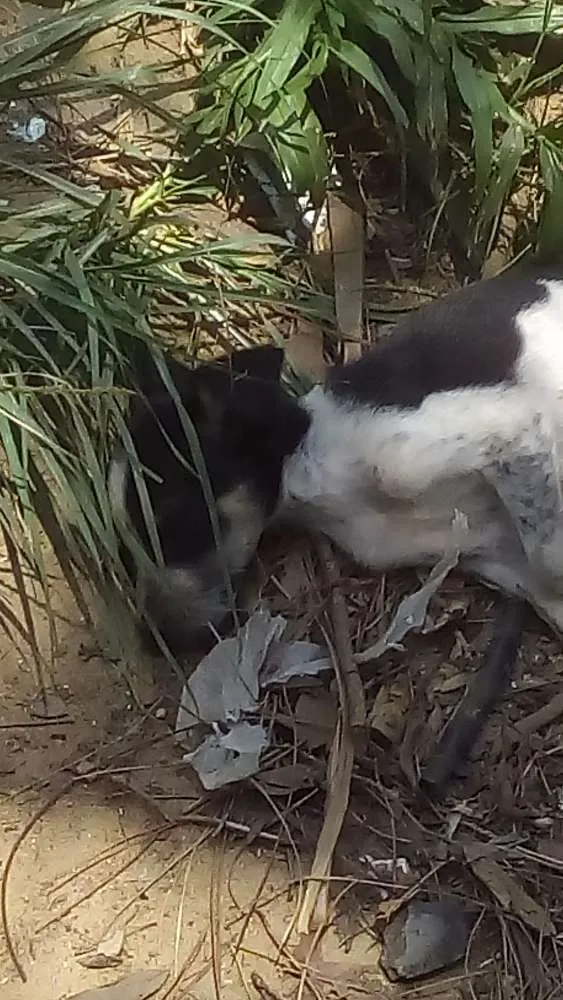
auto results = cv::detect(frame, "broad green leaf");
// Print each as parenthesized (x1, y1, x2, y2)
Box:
(477, 122, 526, 238)
(538, 142, 563, 254)
(323, 0, 345, 35)
(355, 6, 417, 81)
(64, 249, 101, 392)
(451, 46, 494, 200)
(440, 2, 563, 34)
(0, 156, 103, 207)
(346, 0, 424, 37)
(265, 90, 329, 198)
(252, 0, 322, 106)
(285, 33, 329, 95)
(329, 37, 408, 127)
(538, 122, 563, 143)
(413, 43, 449, 149)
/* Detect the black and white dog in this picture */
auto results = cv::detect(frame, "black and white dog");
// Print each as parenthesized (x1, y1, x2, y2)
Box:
(108, 261, 563, 657)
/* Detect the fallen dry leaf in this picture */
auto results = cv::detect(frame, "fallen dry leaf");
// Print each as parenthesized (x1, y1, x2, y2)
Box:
(78, 955, 123, 971)
(535, 838, 563, 864)
(429, 666, 467, 697)
(97, 929, 126, 961)
(259, 762, 323, 795)
(294, 689, 338, 749)
(297, 716, 354, 933)
(30, 689, 69, 720)
(469, 855, 555, 935)
(68, 968, 168, 1000)
(78, 928, 126, 969)
(273, 547, 311, 603)
(377, 897, 410, 924)
(422, 598, 470, 634)
(368, 683, 409, 744)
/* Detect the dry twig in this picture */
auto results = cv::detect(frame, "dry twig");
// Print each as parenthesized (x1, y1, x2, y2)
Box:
(317, 536, 366, 732)
(294, 538, 365, 933)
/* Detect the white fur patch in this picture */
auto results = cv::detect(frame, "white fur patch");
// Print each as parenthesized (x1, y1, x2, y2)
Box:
(217, 484, 264, 575)
(281, 275, 563, 632)
(516, 279, 563, 408)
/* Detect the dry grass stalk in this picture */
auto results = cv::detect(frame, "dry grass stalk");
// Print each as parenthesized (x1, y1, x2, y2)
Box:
(296, 537, 364, 933)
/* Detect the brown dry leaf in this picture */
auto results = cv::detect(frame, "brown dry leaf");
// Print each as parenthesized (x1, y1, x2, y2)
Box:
(536, 838, 563, 864)
(515, 691, 563, 739)
(429, 665, 467, 697)
(398, 674, 430, 789)
(294, 689, 338, 749)
(78, 928, 126, 969)
(285, 317, 326, 383)
(368, 683, 409, 744)
(469, 856, 555, 935)
(294, 959, 389, 999)
(30, 689, 69, 719)
(422, 598, 471, 634)
(259, 762, 323, 795)
(78, 955, 123, 971)
(68, 969, 168, 1000)
(450, 630, 472, 661)
(424, 704, 444, 742)
(377, 897, 409, 924)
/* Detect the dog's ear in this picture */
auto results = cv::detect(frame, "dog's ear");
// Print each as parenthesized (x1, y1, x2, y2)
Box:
(187, 346, 285, 432)
(129, 345, 285, 442)
(228, 345, 284, 383)
(223, 375, 309, 465)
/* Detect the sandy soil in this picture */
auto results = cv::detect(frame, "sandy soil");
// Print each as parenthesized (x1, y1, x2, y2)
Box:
(0, 566, 322, 1000)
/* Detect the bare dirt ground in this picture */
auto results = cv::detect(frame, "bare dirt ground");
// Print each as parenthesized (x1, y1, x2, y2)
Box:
(0, 551, 394, 1000)
(0, 562, 313, 999)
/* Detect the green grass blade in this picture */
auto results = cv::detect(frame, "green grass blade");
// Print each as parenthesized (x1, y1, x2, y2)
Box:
(329, 36, 408, 127)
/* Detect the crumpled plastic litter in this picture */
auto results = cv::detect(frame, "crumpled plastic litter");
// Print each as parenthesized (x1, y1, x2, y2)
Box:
(183, 722, 269, 791)
(356, 511, 468, 664)
(8, 115, 46, 143)
(176, 515, 468, 790)
(175, 606, 331, 789)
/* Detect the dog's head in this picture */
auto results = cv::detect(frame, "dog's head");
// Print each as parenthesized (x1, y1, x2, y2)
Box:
(109, 344, 309, 657)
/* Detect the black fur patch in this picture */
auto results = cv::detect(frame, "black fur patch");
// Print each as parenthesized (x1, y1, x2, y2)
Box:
(121, 347, 308, 578)
(327, 268, 562, 410)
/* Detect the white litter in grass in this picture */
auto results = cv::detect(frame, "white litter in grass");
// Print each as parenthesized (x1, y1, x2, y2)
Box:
(361, 854, 411, 878)
(355, 511, 469, 664)
(262, 639, 331, 686)
(175, 607, 286, 735)
(184, 721, 269, 791)
(8, 115, 46, 143)
(175, 606, 331, 789)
